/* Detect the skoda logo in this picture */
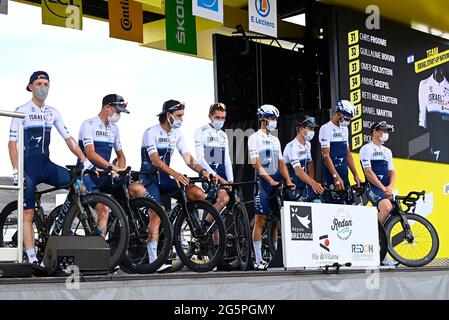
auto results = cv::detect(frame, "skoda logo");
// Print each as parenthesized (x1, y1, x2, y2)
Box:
(199, 0, 217, 8)
(255, 0, 270, 17)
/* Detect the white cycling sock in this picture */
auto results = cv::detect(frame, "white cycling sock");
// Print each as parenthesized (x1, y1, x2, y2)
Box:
(273, 242, 278, 251)
(26, 249, 38, 263)
(253, 240, 262, 264)
(147, 241, 158, 263)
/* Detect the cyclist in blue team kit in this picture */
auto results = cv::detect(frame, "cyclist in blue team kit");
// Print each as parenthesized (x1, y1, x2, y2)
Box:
(359, 121, 396, 224)
(139, 100, 213, 266)
(319, 100, 362, 203)
(359, 121, 398, 267)
(78, 94, 146, 235)
(8, 71, 92, 267)
(194, 102, 233, 217)
(248, 105, 295, 270)
(283, 115, 324, 202)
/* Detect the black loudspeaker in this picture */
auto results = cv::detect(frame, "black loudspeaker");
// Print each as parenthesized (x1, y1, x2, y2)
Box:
(267, 241, 284, 269)
(43, 236, 111, 275)
(0, 263, 33, 278)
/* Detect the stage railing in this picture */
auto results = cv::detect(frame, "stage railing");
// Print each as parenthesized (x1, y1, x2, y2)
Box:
(0, 110, 25, 263)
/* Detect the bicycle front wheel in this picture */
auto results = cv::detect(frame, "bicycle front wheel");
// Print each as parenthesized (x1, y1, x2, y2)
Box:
(120, 197, 172, 274)
(173, 200, 225, 272)
(62, 193, 130, 271)
(385, 213, 439, 267)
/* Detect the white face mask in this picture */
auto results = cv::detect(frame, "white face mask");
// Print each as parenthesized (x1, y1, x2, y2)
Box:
(302, 129, 315, 141)
(211, 119, 224, 130)
(380, 132, 389, 143)
(169, 113, 182, 129)
(340, 119, 351, 127)
(34, 86, 49, 101)
(266, 120, 277, 132)
(108, 112, 121, 124)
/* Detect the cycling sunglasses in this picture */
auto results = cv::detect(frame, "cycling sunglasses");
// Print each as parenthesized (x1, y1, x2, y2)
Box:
(299, 116, 318, 127)
(209, 102, 227, 113)
(168, 102, 185, 112)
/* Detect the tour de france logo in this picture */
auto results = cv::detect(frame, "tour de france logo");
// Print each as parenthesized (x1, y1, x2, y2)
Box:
(198, 0, 218, 11)
(255, 0, 270, 17)
(43, 0, 80, 19)
(330, 208, 353, 240)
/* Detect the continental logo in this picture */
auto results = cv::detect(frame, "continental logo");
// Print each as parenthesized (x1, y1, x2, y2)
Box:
(120, 0, 132, 31)
(43, 0, 81, 19)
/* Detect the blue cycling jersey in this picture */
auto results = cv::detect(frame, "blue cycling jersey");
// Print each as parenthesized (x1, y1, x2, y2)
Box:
(359, 141, 394, 186)
(9, 101, 70, 157)
(194, 123, 233, 182)
(283, 138, 312, 189)
(78, 116, 122, 169)
(319, 121, 349, 187)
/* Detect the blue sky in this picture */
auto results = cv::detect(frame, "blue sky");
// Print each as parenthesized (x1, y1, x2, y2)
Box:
(0, 1, 215, 176)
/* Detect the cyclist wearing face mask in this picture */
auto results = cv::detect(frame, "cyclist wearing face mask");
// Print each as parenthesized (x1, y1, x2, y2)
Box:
(283, 115, 324, 201)
(319, 100, 362, 201)
(359, 121, 396, 223)
(248, 104, 295, 270)
(194, 102, 233, 215)
(8, 71, 92, 267)
(139, 100, 212, 265)
(78, 94, 146, 235)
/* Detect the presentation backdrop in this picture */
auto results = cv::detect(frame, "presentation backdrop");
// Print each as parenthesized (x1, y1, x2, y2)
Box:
(334, 8, 449, 259)
(336, 8, 449, 164)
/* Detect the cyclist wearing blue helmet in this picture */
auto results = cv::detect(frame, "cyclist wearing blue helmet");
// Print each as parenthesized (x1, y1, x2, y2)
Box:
(283, 115, 324, 201)
(248, 104, 295, 270)
(319, 100, 362, 202)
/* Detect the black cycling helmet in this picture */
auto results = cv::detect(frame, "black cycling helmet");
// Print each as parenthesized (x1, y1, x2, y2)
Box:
(297, 114, 319, 128)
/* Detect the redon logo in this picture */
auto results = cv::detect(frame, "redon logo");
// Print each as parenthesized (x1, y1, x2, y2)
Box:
(255, 0, 270, 17)
(330, 208, 353, 240)
(198, 0, 218, 11)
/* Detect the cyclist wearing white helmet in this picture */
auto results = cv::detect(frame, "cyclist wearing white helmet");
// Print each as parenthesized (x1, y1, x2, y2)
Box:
(248, 104, 295, 270)
(318, 100, 361, 202)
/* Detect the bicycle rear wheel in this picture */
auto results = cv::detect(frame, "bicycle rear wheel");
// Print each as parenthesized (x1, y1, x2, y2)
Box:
(173, 200, 225, 272)
(62, 193, 129, 271)
(119, 197, 172, 274)
(233, 203, 252, 271)
(384, 213, 439, 267)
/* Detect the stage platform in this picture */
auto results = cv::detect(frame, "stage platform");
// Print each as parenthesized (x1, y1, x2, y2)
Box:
(0, 261, 448, 300)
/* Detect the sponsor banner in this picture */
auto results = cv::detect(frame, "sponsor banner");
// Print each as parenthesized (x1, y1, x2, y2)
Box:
(135, 0, 162, 7)
(192, 0, 223, 23)
(282, 201, 380, 268)
(0, 0, 7, 15)
(248, 0, 277, 38)
(108, 0, 143, 43)
(166, 0, 197, 55)
(42, 0, 83, 30)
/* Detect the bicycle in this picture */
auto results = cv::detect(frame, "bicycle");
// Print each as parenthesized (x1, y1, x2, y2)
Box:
(162, 176, 226, 273)
(72, 167, 173, 274)
(207, 181, 254, 271)
(249, 182, 286, 266)
(0, 166, 129, 271)
(383, 191, 439, 267)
